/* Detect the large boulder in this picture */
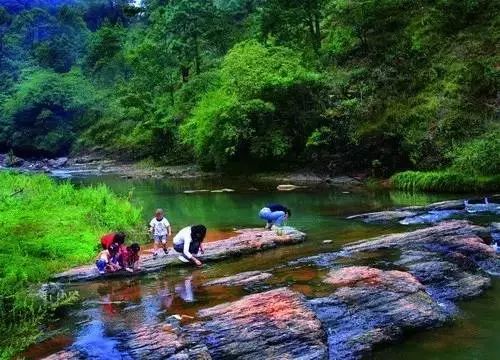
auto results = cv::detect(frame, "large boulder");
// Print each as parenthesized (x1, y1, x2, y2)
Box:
(310, 266, 447, 360)
(48, 157, 68, 169)
(189, 288, 328, 360)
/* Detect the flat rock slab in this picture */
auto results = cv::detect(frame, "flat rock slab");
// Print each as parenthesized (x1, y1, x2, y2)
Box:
(45, 288, 327, 360)
(189, 287, 328, 360)
(52, 227, 306, 282)
(346, 210, 418, 223)
(310, 266, 447, 360)
(204, 271, 272, 287)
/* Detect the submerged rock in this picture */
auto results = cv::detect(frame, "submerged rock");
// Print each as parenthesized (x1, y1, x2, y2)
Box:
(346, 210, 417, 223)
(37, 282, 65, 301)
(52, 228, 306, 282)
(399, 210, 463, 225)
(277, 184, 307, 191)
(204, 271, 272, 287)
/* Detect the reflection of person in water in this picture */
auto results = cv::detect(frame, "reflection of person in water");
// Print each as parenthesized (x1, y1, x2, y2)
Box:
(96, 281, 143, 316)
(175, 276, 194, 303)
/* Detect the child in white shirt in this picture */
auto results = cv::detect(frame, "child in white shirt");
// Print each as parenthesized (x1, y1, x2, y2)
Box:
(149, 208, 171, 258)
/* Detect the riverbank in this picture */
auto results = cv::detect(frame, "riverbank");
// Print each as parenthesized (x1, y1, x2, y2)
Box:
(1, 153, 367, 189)
(0, 172, 142, 359)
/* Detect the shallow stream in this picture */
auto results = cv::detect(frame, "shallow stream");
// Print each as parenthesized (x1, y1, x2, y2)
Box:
(24, 176, 500, 359)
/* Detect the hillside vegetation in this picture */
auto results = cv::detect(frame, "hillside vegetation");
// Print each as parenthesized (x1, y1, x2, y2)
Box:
(0, 0, 498, 183)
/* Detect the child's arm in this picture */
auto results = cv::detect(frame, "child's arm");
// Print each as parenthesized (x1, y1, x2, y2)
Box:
(148, 219, 155, 234)
(167, 225, 172, 237)
(199, 244, 205, 254)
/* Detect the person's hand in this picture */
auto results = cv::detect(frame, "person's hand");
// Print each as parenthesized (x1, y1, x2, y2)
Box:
(193, 258, 202, 267)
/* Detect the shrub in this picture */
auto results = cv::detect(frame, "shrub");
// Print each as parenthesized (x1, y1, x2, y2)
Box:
(391, 170, 500, 193)
(450, 130, 500, 176)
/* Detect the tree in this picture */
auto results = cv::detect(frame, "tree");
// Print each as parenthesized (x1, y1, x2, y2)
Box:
(0, 69, 98, 156)
(261, 0, 323, 53)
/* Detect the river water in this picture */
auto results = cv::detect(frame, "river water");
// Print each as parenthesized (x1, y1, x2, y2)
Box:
(23, 176, 500, 359)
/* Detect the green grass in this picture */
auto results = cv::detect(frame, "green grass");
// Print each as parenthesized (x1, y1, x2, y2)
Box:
(0, 172, 142, 359)
(391, 170, 500, 193)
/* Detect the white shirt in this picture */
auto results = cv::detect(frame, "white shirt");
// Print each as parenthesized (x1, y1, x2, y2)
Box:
(150, 217, 170, 236)
(173, 226, 194, 259)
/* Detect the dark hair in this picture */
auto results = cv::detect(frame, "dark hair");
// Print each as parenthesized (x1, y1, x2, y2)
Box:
(128, 243, 140, 254)
(191, 225, 207, 243)
(114, 232, 126, 245)
(108, 243, 119, 256)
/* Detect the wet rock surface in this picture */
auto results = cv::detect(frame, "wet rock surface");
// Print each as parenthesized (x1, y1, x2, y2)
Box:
(349, 197, 500, 225)
(189, 288, 327, 360)
(290, 221, 499, 358)
(204, 271, 272, 287)
(346, 210, 418, 223)
(310, 266, 447, 360)
(52, 228, 306, 282)
(43, 288, 327, 360)
(44, 221, 500, 360)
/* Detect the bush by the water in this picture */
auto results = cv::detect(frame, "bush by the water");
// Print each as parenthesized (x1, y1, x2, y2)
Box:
(450, 130, 500, 177)
(391, 171, 500, 193)
(0, 172, 142, 358)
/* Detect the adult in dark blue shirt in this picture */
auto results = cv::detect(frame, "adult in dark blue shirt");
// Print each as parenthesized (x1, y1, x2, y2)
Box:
(259, 204, 291, 229)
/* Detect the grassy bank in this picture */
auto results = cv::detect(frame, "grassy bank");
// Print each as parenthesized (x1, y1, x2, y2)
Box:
(0, 172, 142, 359)
(391, 171, 500, 193)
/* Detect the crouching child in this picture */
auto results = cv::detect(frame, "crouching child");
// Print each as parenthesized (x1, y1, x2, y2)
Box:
(96, 243, 121, 274)
(119, 243, 141, 273)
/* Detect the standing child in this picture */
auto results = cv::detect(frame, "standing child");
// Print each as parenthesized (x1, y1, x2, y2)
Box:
(149, 208, 171, 258)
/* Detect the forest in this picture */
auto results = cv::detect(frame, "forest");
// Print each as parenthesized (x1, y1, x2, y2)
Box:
(0, 0, 498, 187)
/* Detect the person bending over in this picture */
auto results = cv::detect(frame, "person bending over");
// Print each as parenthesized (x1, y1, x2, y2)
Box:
(173, 225, 206, 267)
(118, 243, 141, 272)
(259, 203, 291, 229)
(100, 231, 126, 250)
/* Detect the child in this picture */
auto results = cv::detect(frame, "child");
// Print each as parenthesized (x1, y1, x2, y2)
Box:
(100, 231, 126, 250)
(120, 243, 141, 272)
(149, 208, 171, 258)
(95, 243, 121, 274)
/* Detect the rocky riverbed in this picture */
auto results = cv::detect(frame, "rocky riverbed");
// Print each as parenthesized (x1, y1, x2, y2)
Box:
(44, 220, 500, 359)
(347, 197, 500, 224)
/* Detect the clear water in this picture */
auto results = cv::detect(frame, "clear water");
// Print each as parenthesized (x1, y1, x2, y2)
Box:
(23, 176, 500, 359)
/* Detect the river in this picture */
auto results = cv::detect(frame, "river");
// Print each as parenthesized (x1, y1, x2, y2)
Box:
(23, 175, 500, 359)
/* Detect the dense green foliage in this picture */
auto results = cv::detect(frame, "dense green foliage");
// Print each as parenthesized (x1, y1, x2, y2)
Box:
(391, 170, 500, 193)
(392, 128, 500, 192)
(0, 172, 142, 358)
(0, 0, 498, 175)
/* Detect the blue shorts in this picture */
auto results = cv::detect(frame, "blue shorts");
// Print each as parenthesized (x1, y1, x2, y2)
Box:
(259, 207, 286, 226)
(96, 259, 107, 272)
(154, 235, 167, 244)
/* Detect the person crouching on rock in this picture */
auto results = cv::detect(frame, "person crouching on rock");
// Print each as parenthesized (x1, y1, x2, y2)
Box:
(149, 208, 171, 258)
(259, 204, 291, 229)
(118, 243, 141, 273)
(100, 231, 126, 250)
(96, 243, 121, 274)
(173, 225, 206, 267)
